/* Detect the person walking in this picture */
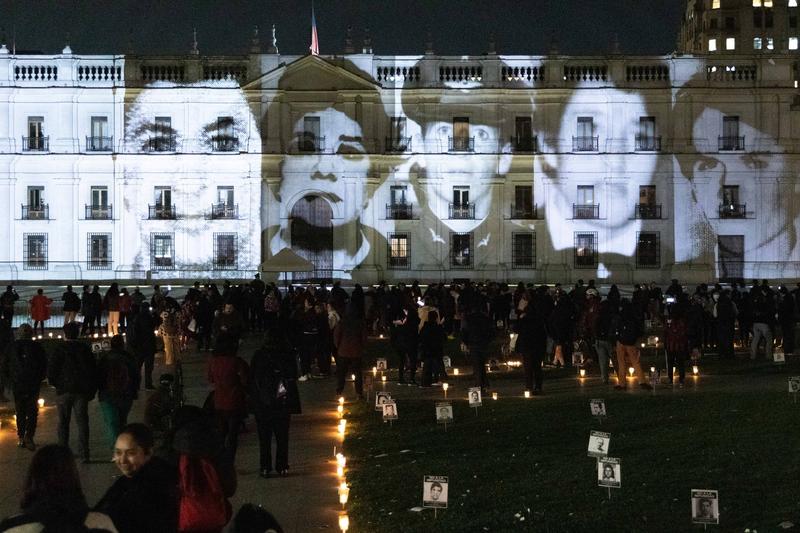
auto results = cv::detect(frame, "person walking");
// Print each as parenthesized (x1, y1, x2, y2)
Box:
(461, 298, 494, 392)
(515, 305, 548, 395)
(594, 299, 619, 385)
(47, 322, 97, 463)
(297, 299, 319, 381)
(1, 324, 47, 450)
(97, 335, 139, 448)
(333, 303, 367, 399)
(61, 285, 81, 327)
(250, 329, 302, 478)
(104, 283, 121, 336)
(0, 444, 118, 532)
(207, 337, 249, 463)
(419, 310, 446, 387)
(29, 289, 52, 337)
(614, 299, 652, 391)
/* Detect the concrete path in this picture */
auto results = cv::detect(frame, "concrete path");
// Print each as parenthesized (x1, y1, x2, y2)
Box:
(0, 333, 343, 533)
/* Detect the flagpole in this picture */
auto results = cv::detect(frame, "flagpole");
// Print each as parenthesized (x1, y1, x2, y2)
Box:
(310, 1, 319, 55)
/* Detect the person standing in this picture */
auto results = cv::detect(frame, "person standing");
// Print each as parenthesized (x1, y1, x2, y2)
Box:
(777, 286, 796, 357)
(250, 329, 301, 478)
(419, 310, 446, 387)
(398, 303, 420, 385)
(665, 306, 689, 386)
(104, 283, 121, 336)
(97, 335, 138, 448)
(47, 322, 97, 463)
(0, 286, 19, 324)
(461, 298, 494, 392)
(29, 289, 52, 337)
(128, 305, 157, 390)
(61, 285, 81, 327)
(750, 286, 775, 360)
(515, 306, 548, 395)
(207, 337, 249, 463)
(297, 299, 319, 382)
(594, 299, 619, 385)
(159, 310, 180, 367)
(1, 324, 47, 450)
(614, 300, 652, 391)
(714, 290, 737, 359)
(79, 285, 93, 336)
(333, 303, 366, 399)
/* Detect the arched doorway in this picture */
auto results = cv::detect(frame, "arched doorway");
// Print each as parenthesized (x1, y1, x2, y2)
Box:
(290, 195, 333, 281)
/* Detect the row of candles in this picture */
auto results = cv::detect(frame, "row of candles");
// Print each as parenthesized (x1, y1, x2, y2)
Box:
(335, 396, 349, 532)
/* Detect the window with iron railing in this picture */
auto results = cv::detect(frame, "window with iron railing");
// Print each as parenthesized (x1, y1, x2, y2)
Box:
(573, 204, 599, 219)
(385, 136, 411, 152)
(634, 204, 662, 219)
(21, 204, 49, 220)
(150, 233, 174, 269)
(388, 233, 410, 269)
(574, 232, 598, 269)
(213, 233, 237, 270)
(210, 203, 238, 219)
(449, 203, 475, 219)
(24, 233, 48, 270)
(636, 232, 660, 269)
(450, 232, 473, 268)
(719, 203, 747, 218)
(85, 204, 113, 220)
(512, 232, 536, 268)
(386, 203, 413, 220)
(22, 136, 49, 151)
(86, 136, 113, 151)
(87, 233, 111, 270)
(297, 132, 326, 153)
(448, 136, 474, 152)
(148, 204, 176, 220)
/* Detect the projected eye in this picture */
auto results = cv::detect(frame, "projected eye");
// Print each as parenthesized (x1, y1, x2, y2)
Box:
(437, 126, 449, 137)
(475, 128, 490, 142)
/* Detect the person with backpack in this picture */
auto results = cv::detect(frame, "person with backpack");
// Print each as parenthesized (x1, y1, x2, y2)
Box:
(250, 329, 301, 478)
(61, 285, 82, 328)
(1, 324, 47, 450)
(96, 423, 179, 533)
(48, 322, 98, 463)
(97, 335, 138, 448)
(207, 336, 250, 463)
(0, 444, 117, 532)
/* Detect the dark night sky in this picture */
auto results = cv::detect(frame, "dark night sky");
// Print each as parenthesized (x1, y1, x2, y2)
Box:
(0, 1, 684, 57)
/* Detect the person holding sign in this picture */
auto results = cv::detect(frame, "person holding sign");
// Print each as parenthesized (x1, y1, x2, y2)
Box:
(514, 304, 547, 395)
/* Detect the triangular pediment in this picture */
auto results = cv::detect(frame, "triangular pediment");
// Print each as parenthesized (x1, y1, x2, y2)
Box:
(243, 54, 380, 91)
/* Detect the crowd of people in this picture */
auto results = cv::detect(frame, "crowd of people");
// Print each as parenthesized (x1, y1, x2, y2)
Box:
(0, 275, 796, 532)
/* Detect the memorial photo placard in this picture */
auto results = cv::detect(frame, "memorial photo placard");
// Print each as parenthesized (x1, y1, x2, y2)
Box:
(382, 400, 398, 421)
(423, 475, 449, 509)
(588, 430, 611, 458)
(435, 402, 453, 424)
(691, 489, 719, 525)
(443, 356, 451, 368)
(597, 457, 621, 488)
(375, 392, 392, 411)
(590, 399, 606, 417)
(788, 377, 800, 393)
(376, 358, 388, 371)
(468, 387, 482, 407)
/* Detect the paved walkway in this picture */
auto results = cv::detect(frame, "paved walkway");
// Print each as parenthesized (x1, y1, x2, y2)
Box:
(0, 334, 343, 532)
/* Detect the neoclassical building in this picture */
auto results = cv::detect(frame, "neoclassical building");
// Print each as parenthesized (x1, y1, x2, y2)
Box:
(2, 5, 800, 284)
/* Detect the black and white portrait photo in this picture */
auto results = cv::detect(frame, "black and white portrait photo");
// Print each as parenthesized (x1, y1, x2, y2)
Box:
(597, 457, 621, 489)
(376, 358, 388, 371)
(382, 400, 398, 421)
(423, 476, 449, 509)
(590, 399, 606, 417)
(436, 402, 453, 423)
(375, 392, 392, 411)
(588, 431, 611, 458)
(468, 387, 482, 407)
(691, 490, 719, 525)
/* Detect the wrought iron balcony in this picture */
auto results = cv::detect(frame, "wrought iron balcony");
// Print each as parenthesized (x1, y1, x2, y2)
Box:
(85, 204, 113, 220)
(572, 136, 599, 152)
(450, 252, 473, 269)
(448, 203, 475, 219)
(718, 136, 745, 151)
(86, 136, 113, 151)
(509, 204, 538, 219)
(21, 204, 49, 220)
(297, 133, 326, 153)
(22, 136, 49, 151)
(510, 135, 537, 153)
(635, 135, 662, 151)
(386, 203, 413, 220)
(573, 204, 600, 219)
(211, 138, 239, 152)
(388, 256, 410, 269)
(148, 204, 176, 220)
(210, 203, 238, 219)
(634, 204, 662, 219)
(385, 137, 411, 153)
(146, 136, 177, 152)
(448, 136, 474, 152)
(719, 203, 746, 218)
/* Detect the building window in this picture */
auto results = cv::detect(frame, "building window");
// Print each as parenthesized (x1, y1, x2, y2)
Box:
(512, 185, 535, 218)
(23, 186, 47, 220)
(724, 17, 736, 30)
(88, 116, 111, 151)
(726, 37, 736, 50)
(299, 116, 322, 152)
(151, 186, 174, 219)
(150, 116, 175, 151)
(387, 117, 409, 151)
(636, 117, 660, 150)
(791, 37, 799, 49)
(25, 116, 47, 151)
(513, 116, 534, 151)
(24, 233, 47, 270)
(767, 37, 775, 49)
(450, 232, 473, 268)
(720, 116, 743, 150)
(766, 9, 774, 27)
(720, 185, 746, 218)
(709, 38, 718, 51)
(387, 185, 412, 219)
(213, 233, 237, 270)
(755, 9, 763, 26)
(450, 117, 472, 151)
(150, 233, 174, 270)
(211, 186, 236, 219)
(753, 0, 762, 5)
(512, 232, 536, 268)
(87, 186, 111, 220)
(574, 232, 598, 269)
(575, 185, 597, 219)
(213, 116, 237, 151)
(87, 233, 111, 270)
(791, 15, 798, 28)
(450, 186, 474, 219)
(574, 117, 597, 151)
(754, 37, 763, 49)
(387, 233, 410, 269)
(636, 232, 661, 269)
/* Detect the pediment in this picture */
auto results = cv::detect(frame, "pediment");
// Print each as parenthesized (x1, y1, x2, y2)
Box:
(243, 54, 380, 91)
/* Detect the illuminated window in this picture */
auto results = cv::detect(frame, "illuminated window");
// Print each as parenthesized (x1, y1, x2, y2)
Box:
(213, 116, 237, 151)
(87, 233, 111, 270)
(709, 38, 718, 51)
(387, 233, 409, 269)
(213, 233, 237, 270)
(450, 187, 473, 218)
(450, 232, 473, 268)
(636, 232, 661, 269)
(767, 37, 775, 49)
(512, 233, 536, 268)
(24, 233, 47, 270)
(574, 232, 598, 269)
(712, 0, 720, 8)
(726, 37, 736, 50)
(791, 37, 799, 49)
(754, 37, 763, 49)
(151, 233, 174, 269)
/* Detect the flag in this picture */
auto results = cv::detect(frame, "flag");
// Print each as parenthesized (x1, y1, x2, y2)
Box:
(310, 3, 319, 55)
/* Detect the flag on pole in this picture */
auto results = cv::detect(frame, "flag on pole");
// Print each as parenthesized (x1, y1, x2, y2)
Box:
(310, 3, 319, 55)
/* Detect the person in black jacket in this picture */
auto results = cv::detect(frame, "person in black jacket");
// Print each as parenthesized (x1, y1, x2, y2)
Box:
(48, 322, 97, 463)
(97, 335, 139, 448)
(461, 299, 494, 392)
(250, 329, 302, 478)
(750, 286, 776, 360)
(419, 311, 446, 387)
(398, 303, 420, 385)
(96, 423, 179, 533)
(714, 290, 737, 359)
(129, 304, 157, 390)
(777, 286, 796, 357)
(61, 284, 82, 327)
(614, 299, 652, 391)
(1, 324, 47, 450)
(515, 306, 548, 394)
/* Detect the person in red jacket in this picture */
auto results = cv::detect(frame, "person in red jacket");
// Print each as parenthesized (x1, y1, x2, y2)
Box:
(207, 336, 249, 463)
(29, 289, 52, 336)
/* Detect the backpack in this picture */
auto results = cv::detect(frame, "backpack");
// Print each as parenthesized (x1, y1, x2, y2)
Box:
(104, 355, 130, 396)
(177, 455, 231, 532)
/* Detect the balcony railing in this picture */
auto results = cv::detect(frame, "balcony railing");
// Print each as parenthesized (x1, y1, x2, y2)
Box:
(635, 135, 662, 151)
(211, 138, 239, 152)
(448, 136, 474, 152)
(510, 135, 537, 153)
(449, 203, 475, 219)
(297, 133, 326, 153)
(388, 256, 410, 269)
(385, 137, 411, 153)
(509, 204, 538, 219)
(86, 136, 113, 151)
(85, 204, 113, 220)
(573, 204, 600, 219)
(718, 136, 745, 151)
(719, 203, 746, 218)
(210, 203, 238, 219)
(146, 136, 177, 152)
(386, 203, 413, 220)
(572, 136, 599, 152)
(634, 204, 662, 219)
(21, 204, 49, 220)
(22, 136, 49, 151)
(148, 204, 176, 220)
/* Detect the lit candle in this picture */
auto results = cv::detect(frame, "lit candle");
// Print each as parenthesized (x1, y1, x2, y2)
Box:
(579, 368, 586, 378)
(36, 335, 42, 340)
(57, 335, 62, 339)
(338, 396, 345, 405)
(37, 398, 45, 408)
(338, 419, 346, 436)
(338, 514, 349, 532)
(628, 367, 635, 377)
(102, 333, 107, 338)
(336, 453, 347, 468)
(337, 465, 345, 478)
(339, 487, 349, 506)
(654, 336, 659, 343)
(372, 367, 377, 377)
(640, 343, 645, 348)
(524, 390, 530, 398)
(337, 404, 344, 415)
(381, 375, 387, 383)
(442, 383, 449, 392)
(379, 333, 384, 339)
(153, 330, 158, 335)
(650, 366, 656, 374)
(492, 392, 498, 400)
(48, 332, 53, 338)
(692, 365, 699, 375)
(453, 368, 459, 376)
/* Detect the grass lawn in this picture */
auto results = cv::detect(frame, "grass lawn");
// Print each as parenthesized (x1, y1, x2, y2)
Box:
(343, 346, 800, 532)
